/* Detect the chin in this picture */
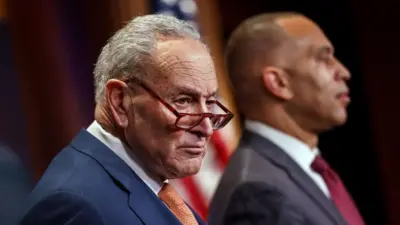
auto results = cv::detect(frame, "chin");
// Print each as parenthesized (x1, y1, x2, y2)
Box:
(167, 158, 203, 179)
(317, 111, 347, 132)
(331, 111, 348, 127)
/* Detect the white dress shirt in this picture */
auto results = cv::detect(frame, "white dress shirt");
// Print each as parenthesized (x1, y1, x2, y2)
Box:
(245, 119, 330, 198)
(87, 121, 165, 195)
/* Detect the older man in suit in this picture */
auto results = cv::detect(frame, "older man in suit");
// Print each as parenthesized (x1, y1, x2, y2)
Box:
(18, 14, 234, 225)
(208, 12, 365, 225)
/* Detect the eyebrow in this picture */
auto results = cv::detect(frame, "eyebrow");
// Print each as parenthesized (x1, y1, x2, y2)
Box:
(167, 85, 218, 98)
(316, 45, 334, 56)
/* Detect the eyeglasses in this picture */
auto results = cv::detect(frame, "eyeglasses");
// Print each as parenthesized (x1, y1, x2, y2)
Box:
(121, 77, 234, 131)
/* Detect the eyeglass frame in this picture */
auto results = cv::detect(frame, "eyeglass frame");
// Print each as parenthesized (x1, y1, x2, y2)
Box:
(120, 77, 234, 130)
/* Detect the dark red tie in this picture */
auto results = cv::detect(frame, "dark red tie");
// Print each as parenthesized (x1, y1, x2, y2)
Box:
(311, 155, 365, 225)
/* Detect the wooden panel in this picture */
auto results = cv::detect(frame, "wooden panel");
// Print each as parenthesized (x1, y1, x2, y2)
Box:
(111, 0, 150, 30)
(7, 0, 83, 180)
(0, 0, 5, 19)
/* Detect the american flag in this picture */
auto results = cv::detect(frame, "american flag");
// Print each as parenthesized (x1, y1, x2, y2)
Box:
(153, 0, 234, 219)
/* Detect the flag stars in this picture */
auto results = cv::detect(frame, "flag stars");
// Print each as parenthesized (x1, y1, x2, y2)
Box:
(161, 0, 179, 6)
(178, 0, 197, 16)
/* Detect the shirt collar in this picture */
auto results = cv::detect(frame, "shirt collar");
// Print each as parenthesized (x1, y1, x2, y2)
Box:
(87, 121, 166, 194)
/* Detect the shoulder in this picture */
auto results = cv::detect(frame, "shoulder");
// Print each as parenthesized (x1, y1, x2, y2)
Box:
(39, 145, 111, 189)
(26, 146, 122, 213)
(224, 142, 287, 184)
(213, 138, 291, 202)
(19, 190, 105, 225)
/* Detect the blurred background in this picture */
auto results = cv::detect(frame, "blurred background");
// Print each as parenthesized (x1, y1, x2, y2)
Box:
(0, 0, 398, 224)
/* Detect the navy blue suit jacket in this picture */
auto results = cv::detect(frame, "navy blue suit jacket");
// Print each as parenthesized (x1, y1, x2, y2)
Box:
(18, 129, 206, 225)
(0, 144, 31, 225)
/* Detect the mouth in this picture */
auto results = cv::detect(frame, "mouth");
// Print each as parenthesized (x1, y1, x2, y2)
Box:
(336, 91, 351, 105)
(180, 146, 205, 156)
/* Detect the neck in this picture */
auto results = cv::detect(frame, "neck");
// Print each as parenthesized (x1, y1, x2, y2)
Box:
(249, 105, 319, 148)
(94, 103, 167, 182)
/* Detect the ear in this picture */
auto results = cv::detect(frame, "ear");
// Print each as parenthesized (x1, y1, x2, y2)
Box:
(261, 66, 293, 100)
(105, 79, 130, 128)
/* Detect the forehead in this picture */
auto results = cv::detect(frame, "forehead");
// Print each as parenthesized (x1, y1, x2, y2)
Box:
(277, 16, 333, 52)
(153, 38, 217, 95)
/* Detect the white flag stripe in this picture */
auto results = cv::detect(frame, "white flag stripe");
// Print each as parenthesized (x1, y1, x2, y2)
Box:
(193, 144, 224, 203)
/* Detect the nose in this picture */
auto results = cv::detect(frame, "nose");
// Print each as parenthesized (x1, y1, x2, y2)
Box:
(190, 117, 214, 138)
(335, 59, 351, 81)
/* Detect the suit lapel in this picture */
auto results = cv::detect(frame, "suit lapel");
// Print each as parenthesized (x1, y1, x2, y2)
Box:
(195, 215, 206, 225)
(127, 180, 182, 225)
(71, 129, 182, 225)
(188, 204, 206, 225)
(242, 130, 347, 225)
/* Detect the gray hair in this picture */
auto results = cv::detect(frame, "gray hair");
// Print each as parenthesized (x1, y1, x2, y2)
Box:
(94, 14, 203, 103)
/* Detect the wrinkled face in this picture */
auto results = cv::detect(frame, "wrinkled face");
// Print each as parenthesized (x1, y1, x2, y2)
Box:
(279, 17, 351, 132)
(126, 38, 217, 179)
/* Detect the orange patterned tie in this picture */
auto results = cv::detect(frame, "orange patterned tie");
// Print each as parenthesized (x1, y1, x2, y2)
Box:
(158, 183, 199, 225)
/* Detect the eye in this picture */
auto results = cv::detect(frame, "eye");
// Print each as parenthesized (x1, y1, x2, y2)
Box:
(206, 99, 217, 106)
(317, 49, 335, 64)
(175, 97, 193, 106)
(206, 99, 217, 111)
(324, 55, 337, 67)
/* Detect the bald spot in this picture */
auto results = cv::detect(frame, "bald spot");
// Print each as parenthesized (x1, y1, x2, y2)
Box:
(276, 16, 324, 41)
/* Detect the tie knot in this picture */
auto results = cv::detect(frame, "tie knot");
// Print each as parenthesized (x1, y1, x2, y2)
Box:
(311, 155, 330, 174)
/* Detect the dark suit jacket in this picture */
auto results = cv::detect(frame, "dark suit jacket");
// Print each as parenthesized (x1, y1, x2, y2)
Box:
(208, 130, 348, 225)
(18, 129, 206, 225)
(0, 145, 31, 225)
